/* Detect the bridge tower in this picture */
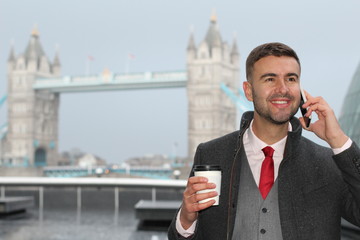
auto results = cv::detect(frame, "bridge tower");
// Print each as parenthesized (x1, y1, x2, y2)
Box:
(187, 14, 240, 160)
(4, 28, 60, 166)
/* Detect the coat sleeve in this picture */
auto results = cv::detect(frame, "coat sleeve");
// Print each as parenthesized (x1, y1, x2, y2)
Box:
(167, 144, 204, 240)
(333, 142, 360, 226)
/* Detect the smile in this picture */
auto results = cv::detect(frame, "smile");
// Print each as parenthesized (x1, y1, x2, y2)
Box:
(271, 100, 288, 104)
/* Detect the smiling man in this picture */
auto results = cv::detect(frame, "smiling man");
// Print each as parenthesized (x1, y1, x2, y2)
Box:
(168, 42, 360, 240)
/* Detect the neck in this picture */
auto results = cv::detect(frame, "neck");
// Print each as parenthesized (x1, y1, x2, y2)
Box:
(252, 114, 289, 145)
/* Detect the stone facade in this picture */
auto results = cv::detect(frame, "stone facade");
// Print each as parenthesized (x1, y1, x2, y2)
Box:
(187, 15, 240, 159)
(2, 28, 60, 166)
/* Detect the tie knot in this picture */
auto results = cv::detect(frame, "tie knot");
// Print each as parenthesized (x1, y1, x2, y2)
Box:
(262, 146, 274, 158)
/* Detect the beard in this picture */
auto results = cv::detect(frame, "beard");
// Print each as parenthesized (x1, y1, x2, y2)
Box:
(252, 90, 299, 125)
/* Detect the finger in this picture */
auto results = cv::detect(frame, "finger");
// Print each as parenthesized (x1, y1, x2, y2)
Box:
(195, 199, 216, 211)
(184, 186, 217, 205)
(306, 102, 328, 117)
(188, 176, 209, 184)
(184, 182, 216, 198)
(184, 191, 218, 212)
(184, 199, 216, 213)
(193, 191, 218, 203)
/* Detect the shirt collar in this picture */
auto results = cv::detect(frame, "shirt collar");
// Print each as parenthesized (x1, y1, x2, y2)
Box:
(247, 120, 292, 157)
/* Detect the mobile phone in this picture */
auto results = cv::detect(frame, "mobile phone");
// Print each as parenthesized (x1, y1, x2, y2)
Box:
(300, 88, 311, 128)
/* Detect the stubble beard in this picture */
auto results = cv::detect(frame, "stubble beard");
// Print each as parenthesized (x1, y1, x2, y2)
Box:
(252, 90, 299, 125)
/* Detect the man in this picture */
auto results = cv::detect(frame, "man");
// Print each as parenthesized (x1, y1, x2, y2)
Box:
(168, 42, 360, 240)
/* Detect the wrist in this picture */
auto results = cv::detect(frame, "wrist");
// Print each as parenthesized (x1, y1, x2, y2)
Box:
(180, 209, 198, 230)
(328, 133, 349, 149)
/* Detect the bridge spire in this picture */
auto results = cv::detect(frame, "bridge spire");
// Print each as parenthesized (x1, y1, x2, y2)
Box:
(187, 26, 196, 51)
(52, 44, 61, 75)
(31, 24, 40, 37)
(204, 10, 222, 49)
(210, 8, 217, 23)
(8, 43, 15, 62)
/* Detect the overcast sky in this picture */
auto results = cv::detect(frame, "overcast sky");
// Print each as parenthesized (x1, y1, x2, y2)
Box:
(1, 0, 360, 164)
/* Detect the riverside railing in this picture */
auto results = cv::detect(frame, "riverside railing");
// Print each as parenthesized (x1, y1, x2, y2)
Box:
(0, 177, 187, 219)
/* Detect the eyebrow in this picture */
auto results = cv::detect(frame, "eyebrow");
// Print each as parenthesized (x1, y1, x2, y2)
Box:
(260, 72, 299, 79)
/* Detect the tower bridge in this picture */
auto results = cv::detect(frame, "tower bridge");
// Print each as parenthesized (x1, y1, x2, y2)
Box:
(0, 15, 252, 168)
(33, 70, 187, 93)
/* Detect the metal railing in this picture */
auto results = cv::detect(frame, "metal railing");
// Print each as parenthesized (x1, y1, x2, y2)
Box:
(0, 177, 186, 221)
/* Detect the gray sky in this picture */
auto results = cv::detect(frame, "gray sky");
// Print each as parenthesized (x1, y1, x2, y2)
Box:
(1, 0, 360, 164)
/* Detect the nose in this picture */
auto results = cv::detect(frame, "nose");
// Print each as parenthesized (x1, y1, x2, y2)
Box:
(274, 80, 289, 95)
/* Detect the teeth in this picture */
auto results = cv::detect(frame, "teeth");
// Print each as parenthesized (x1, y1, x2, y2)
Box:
(272, 101, 287, 104)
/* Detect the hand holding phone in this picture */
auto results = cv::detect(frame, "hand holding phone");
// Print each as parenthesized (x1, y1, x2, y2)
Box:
(300, 88, 311, 128)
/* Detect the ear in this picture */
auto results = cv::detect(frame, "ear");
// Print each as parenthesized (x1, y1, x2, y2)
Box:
(243, 81, 253, 102)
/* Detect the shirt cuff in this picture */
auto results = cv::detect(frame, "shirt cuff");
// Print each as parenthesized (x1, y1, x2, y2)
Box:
(332, 138, 352, 155)
(175, 208, 197, 238)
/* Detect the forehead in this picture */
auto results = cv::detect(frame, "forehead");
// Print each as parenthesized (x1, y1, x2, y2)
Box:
(253, 55, 301, 76)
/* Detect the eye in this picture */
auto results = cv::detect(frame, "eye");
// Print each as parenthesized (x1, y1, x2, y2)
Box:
(265, 77, 274, 82)
(287, 77, 297, 82)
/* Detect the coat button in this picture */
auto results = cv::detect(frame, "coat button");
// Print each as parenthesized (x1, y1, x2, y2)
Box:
(262, 208, 268, 213)
(260, 229, 266, 234)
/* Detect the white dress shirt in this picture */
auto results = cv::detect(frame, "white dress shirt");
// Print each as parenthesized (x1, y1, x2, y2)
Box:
(176, 120, 352, 237)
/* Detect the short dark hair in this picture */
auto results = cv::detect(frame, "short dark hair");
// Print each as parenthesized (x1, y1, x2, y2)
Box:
(246, 42, 301, 81)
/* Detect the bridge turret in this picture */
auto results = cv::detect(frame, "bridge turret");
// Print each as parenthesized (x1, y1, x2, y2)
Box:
(4, 27, 60, 167)
(187, 13, 240, 160)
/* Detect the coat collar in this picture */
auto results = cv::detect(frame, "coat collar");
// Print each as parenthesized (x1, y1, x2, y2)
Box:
(239, 111, 303, 139)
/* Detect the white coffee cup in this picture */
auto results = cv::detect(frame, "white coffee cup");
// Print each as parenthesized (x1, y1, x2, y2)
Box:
(194, 165, 221, 206)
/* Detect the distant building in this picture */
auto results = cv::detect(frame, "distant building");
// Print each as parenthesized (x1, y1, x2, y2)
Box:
(339, 62, 360, 144)
(125, 154, 172, 167)
(76, 153, 106, 168)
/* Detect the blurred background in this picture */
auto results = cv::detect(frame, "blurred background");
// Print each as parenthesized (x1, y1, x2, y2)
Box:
(0, 0, 360, 239)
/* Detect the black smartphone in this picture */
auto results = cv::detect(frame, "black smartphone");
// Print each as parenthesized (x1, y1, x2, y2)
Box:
(300, 88, 311, 128)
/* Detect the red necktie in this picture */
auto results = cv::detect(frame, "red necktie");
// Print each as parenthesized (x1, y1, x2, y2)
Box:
(259, 146, 275, 199)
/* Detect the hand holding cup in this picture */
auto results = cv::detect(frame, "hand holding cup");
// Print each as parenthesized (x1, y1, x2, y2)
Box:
(179, 165, 221, 229)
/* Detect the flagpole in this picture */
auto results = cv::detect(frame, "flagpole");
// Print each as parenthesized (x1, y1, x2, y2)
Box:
(125, 55, 130, 74)
(85, 58, 89, 75)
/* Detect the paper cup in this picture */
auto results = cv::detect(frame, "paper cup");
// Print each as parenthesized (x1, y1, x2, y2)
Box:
(194, 165, 221, 206)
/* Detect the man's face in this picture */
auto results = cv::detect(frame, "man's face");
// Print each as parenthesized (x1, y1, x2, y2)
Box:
(244, 55, 301, 125)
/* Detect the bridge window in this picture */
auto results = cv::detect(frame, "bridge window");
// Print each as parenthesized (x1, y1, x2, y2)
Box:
(34, 148, 47, 167)
(195, 95, 212, 107)
(13, 103, 27, 113)
(195, 119, 212, 129)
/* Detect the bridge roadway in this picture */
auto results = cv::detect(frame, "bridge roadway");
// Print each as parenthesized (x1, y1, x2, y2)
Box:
(33, 70, 187, 93)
